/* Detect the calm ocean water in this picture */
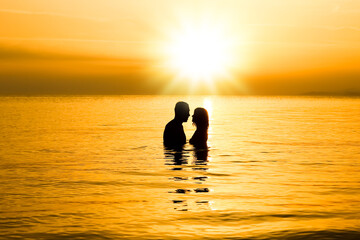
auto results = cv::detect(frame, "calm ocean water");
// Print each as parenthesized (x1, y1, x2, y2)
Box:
(0, 96, 359, 240)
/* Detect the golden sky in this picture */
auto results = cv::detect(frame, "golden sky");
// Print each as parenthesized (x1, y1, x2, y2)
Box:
(1, 0, 359, 95)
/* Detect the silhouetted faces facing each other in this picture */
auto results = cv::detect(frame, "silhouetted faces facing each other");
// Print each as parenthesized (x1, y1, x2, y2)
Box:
(192, 108, 209, 129)
(175, 101, 190, 122)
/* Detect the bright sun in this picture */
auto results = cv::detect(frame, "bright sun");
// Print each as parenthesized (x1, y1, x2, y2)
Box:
(165, 26, 234, 85)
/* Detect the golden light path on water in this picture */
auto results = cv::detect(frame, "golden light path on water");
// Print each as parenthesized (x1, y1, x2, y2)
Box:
(203, 98, 213, 117)
(203, 98, 213, 145)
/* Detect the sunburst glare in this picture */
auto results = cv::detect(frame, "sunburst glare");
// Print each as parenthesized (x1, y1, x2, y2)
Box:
(163, 23, 237, 92)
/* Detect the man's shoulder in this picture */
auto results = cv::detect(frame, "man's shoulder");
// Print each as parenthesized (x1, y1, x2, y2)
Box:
(165, 119, 182, 129)
(163, 118, 186, 147)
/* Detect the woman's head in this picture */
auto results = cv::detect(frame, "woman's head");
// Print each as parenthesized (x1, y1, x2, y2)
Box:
(192, 108, 209, 129)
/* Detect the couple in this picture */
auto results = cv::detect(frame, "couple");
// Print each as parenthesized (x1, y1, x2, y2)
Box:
(163, 101, 209, 149)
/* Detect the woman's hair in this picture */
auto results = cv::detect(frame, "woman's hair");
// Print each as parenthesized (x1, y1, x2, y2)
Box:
(193, 108, 209, 129)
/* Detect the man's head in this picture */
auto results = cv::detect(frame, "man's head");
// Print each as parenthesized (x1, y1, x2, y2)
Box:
(174, 101, 190, 122)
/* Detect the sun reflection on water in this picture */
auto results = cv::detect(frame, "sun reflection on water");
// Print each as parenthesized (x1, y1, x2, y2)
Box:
(203, 98, 213, 118)
(203, 97, 213, 146)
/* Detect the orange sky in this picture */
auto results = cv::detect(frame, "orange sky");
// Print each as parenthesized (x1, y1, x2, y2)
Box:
(0, 0, 359, 95)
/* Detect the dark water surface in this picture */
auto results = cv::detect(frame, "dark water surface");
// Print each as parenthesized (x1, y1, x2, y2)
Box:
(0, 96, 359, 239)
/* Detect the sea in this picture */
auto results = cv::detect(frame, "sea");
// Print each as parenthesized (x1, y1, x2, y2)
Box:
(0, 95, 359, 240)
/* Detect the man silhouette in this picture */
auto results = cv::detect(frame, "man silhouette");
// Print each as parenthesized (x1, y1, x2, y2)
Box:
(163, 101, 190, 148)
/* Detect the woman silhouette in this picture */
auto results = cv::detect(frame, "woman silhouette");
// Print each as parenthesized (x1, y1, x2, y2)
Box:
(189, 108, 209, 148)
